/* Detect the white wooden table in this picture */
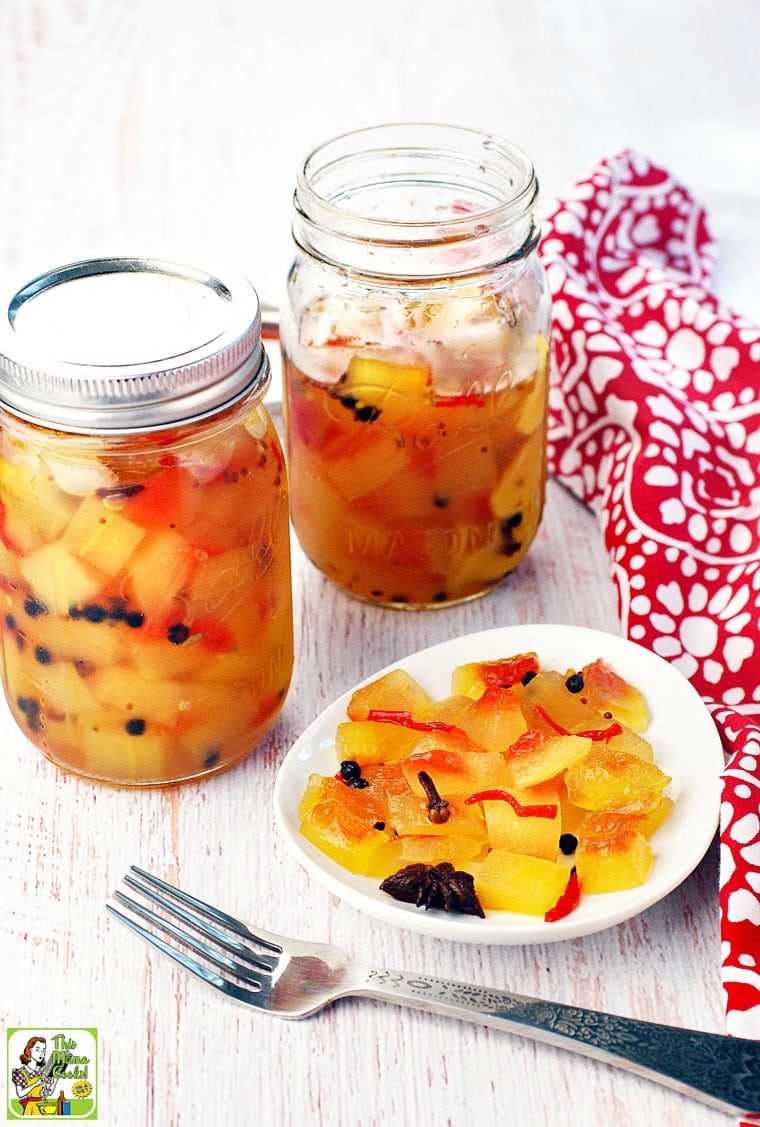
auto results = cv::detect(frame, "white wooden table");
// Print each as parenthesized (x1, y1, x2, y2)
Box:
(2, 2, 758, 1125)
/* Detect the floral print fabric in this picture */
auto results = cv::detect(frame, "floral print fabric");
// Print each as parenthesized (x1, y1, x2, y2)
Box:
(539, 150, 760, 1039)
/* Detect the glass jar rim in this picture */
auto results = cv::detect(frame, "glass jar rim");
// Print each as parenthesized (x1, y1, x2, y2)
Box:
(292, 123, 540, 280)
(295, 122, 538, 240)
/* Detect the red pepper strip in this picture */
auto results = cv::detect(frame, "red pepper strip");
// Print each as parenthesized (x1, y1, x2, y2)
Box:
(535, 705, 622, 741)
(434, 393, 487, 408)
(577, 721, 622, 740)
(320, 335, 363, 348)
(464, 789, 558, 819)
(545, 868, 581, 922)
(366, 709, 458, 734)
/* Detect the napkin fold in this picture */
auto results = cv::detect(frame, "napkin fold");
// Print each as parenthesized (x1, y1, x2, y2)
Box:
(539, 150, 760, 1041)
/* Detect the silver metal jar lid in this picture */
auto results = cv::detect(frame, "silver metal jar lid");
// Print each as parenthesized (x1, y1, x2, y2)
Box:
(0, 255, 269, 433)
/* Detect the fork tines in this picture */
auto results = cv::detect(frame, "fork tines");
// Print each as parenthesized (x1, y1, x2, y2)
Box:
(107, 866, 282, 1006)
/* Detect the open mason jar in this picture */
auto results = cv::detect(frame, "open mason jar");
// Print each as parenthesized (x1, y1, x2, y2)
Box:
(280, 123, 552, 608)
(0, 256, 293, 786)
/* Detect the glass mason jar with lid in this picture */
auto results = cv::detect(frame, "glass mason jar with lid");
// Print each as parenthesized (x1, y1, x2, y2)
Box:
(0, 255, 293, 786)
(280, 123, 552, 608)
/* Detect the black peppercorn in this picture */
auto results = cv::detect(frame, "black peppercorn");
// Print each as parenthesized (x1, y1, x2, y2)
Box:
(339, 760, 369, 788)
(167, 623, 191, 645)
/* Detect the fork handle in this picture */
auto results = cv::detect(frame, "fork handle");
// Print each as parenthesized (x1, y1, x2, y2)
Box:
(359, 969, 760, 1119)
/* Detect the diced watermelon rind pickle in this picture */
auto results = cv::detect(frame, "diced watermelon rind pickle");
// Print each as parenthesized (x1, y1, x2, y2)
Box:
(0, 401, 294, 786)
(299, 652, 673, 921)
(281, 278, 551, 607)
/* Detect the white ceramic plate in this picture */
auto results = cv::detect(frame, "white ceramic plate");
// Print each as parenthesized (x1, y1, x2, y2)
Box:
(273, 623, 723, 944)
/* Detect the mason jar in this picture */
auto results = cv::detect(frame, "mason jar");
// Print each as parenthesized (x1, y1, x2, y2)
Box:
(0, 255, 293, 786)
(280, 123, 552, 609)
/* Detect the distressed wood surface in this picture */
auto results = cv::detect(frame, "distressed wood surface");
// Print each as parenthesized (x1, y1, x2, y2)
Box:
(1, 479, 730, 1127)
(2, 1, 758, 1124)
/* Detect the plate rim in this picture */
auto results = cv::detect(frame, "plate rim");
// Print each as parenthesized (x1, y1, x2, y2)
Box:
(273, 622, 723, 945)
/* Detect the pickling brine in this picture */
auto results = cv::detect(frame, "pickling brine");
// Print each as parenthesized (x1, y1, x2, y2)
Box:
(281, 124, 551, 608)
(283, 305, 549, 606)
(0, 402, 293, 785)
(0, 255, 294, 786)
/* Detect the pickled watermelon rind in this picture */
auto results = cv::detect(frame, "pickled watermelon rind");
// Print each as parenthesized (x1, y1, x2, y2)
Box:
(273, 623, 723, 945)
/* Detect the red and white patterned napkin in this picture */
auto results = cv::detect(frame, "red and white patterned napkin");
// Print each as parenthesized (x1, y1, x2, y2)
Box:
(539, 150, 760, 1042)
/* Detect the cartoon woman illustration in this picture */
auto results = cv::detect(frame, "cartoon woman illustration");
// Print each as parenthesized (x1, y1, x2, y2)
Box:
(11, 1036, 57, 1116)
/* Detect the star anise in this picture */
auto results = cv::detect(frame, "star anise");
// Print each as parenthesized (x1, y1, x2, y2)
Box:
(379, 862, 485, 917)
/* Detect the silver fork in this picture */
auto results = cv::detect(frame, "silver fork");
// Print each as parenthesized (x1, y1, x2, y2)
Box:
(108, 867, 760, 1120)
